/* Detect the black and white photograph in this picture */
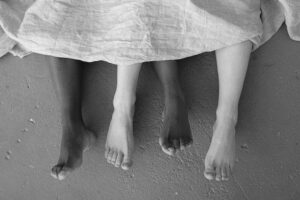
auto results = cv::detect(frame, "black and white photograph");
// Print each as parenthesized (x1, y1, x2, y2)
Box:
(0, 0, 299, 199)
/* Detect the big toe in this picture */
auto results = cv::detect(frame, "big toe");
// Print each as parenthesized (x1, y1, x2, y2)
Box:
(204, 163, 216, 181)
(121, 155, 133, 170)
(51, 163, 71, 181)
(159, 137, 175, 156)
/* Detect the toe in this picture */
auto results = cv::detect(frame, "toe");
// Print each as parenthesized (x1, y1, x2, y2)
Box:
(215, 166, 222, 181)
(107, 150, 114, 164)
(161, 110, 166, 121)
(182, 137, 193, 147)
(180, 137, 193, 150)
(204, 158, 217, 180)
(159, 137, 174, 156)
(121, 161, 132, 171)
(204, 167, 216, 180)
(229, 163, 234, 174)
(110, 152, 118, 165)
(51, 164, 69, 181)
(166, 147, 176, 156)
(221, 165, 229, 181)
(104, 147, 110, 159)
(162, 147, 175, 156)
(56, 170, 68, 181)
(228, 164, 233, 177)
(179, 140, 185, 150)
(159, 137, 169, 149)
(51, 165, 62, 179)
(121, 155, 132, 170)
(115, 152, 124, 168)
(172, 139, 180, 150)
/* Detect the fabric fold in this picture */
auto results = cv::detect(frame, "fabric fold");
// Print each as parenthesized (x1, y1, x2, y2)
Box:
(0, 0, 299, 64)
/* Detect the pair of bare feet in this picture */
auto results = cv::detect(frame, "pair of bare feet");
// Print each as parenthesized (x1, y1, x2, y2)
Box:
(50, 95, 236, 182)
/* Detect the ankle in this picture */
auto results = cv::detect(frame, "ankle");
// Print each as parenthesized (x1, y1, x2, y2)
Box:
(113, 91, 136, 105)
(113, 94, 136, 116)
(216, 108, 238, 126)
(62, 108, 83, 125)
(62, 117, 83, 132)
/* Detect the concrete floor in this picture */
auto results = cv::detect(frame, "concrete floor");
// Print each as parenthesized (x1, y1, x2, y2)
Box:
(0, 26, 299, 200)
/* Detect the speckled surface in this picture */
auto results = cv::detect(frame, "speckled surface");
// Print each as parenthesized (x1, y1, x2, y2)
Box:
(0, 26, 300, 200)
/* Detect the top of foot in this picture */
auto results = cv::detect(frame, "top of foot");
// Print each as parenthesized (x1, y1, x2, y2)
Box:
(159, 96, 193, 156)
(105, 109, 134, 170)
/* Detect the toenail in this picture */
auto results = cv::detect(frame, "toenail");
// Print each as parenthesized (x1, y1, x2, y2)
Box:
(168, 147, 175, 152)
(121, 165, 129, 170)
(204, 172, 215, 180)
(186, 143, 192, 148)
(161, 147, 173, 156)
(58, 174, 66, 181)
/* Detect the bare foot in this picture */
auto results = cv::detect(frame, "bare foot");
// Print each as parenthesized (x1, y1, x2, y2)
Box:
(51, 122, 94, 180)
(159, 94, 193, 156)
(105, 107, 134, 170)
(204, 117, 236, 181)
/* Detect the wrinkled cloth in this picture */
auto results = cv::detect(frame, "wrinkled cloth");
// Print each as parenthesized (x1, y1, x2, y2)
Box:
(0, 0, 299, 65)
(255, 0, 300, 44)
(0, 0, 34, 57)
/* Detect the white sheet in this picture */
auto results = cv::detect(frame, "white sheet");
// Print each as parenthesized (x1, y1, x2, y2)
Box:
(0, 0, 298, 64)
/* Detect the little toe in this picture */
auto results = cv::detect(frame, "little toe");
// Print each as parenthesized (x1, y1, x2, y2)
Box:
(115, 152, 124, 168)
(121, 156, 132, 171)
(215, 167, 222, 181)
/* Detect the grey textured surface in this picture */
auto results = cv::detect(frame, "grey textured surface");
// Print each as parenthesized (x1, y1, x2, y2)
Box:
(0, 26, 300, 200)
